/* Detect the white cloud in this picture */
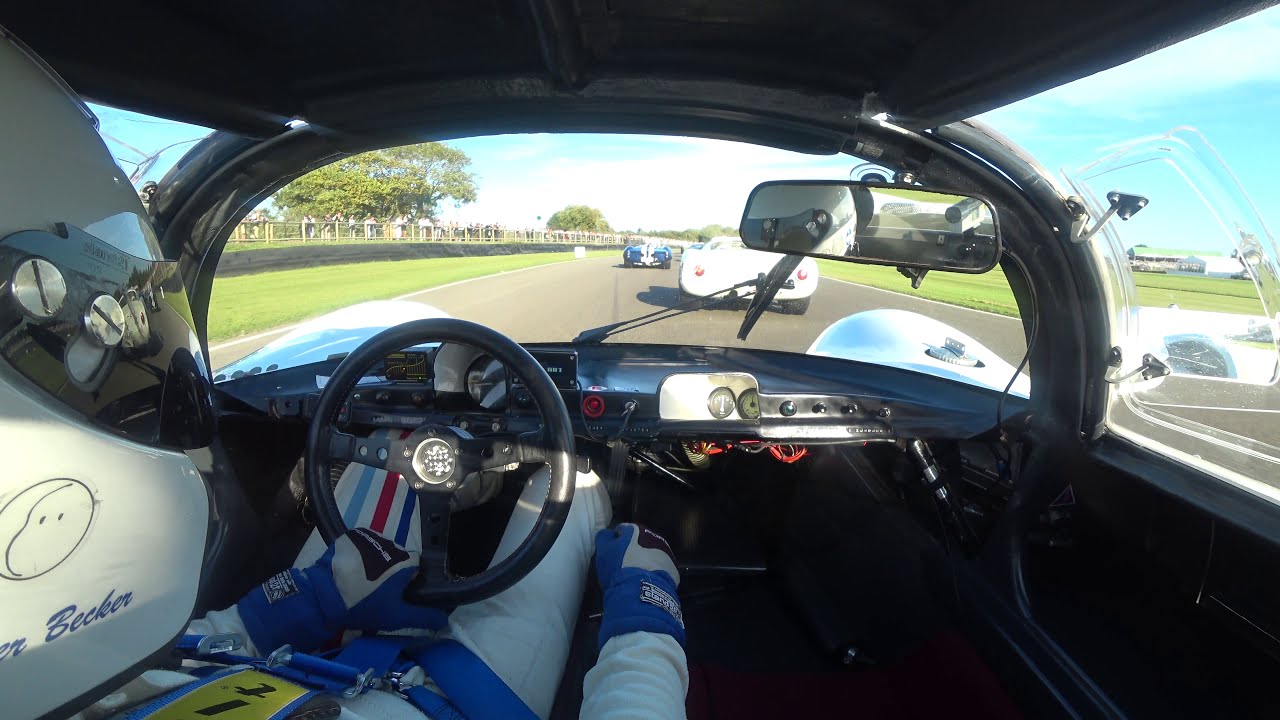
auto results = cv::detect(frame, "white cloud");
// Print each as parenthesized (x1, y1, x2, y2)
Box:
(442, 136, 854, 229)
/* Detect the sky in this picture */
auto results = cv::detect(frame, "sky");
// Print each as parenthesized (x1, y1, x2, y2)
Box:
(91, 5, 1280, 247)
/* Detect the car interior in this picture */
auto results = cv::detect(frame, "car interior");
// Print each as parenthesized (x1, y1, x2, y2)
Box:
(6, 2, 1279, 718)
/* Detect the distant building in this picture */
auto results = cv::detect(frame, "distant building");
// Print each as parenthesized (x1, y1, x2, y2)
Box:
(1172, 255, 1245, 279)
(1127, 246, 1194, 272)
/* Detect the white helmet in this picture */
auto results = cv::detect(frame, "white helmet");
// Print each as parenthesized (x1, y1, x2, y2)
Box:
(741, 182, 861, 255)
(0, 29, 211, 719)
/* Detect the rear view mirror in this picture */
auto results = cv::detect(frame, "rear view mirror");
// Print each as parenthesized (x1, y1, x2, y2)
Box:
(739, 181, 1001, 273)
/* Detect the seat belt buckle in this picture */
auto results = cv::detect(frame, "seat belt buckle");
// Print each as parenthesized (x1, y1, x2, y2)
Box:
(197, 633, 244, 655)
(383, 670, 411, 699)
(177, 633, 245, 656)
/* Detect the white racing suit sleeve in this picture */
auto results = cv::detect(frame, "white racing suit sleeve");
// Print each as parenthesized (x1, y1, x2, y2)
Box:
(582, 633, 690, 720)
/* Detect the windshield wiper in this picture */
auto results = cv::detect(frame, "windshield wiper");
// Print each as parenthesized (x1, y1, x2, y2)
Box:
(573, 278, 759, 344)
(735, 254, 803, 341)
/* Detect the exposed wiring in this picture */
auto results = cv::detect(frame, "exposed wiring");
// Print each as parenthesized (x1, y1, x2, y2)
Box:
(683, 440, 807, 463)
(687, 440, 727, 455)
(768, 445, 809, 463)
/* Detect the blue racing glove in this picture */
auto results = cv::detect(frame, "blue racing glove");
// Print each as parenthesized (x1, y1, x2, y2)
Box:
(595, 523, 685, 649)
(238, 528, 448, 654)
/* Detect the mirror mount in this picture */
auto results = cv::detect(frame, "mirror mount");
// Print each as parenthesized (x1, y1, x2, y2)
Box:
(897, 266, 929, 290)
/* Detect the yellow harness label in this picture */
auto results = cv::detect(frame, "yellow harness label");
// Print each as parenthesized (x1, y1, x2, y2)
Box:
(147, 669, 310, 719)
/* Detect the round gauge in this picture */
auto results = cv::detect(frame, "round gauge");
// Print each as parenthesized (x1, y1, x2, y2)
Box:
(737, 388, 761, 419)
(465, 355, 507, 410)
(707, 387, 736, 419)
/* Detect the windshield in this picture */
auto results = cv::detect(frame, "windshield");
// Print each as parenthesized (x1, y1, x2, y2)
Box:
(207, 134, 1028, 390)
(90, 103, 212, 189)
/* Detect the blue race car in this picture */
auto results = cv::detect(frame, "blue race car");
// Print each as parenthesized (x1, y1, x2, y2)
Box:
(622, 242, 672, 268)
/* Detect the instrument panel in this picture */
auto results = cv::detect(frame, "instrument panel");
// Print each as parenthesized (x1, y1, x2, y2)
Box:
(382, 351, 431, 383)
(658, 373, 760, 422)
(227, 342, 1018, 445)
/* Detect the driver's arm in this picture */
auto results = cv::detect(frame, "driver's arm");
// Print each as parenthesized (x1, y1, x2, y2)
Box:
(581, 524, 690, 720)
(195, 529, 446, 656)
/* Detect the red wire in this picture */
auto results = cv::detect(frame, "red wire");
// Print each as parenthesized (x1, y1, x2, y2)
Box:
(769, 445, 808, 463)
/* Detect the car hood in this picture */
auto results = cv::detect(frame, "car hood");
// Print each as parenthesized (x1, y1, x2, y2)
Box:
(213, 300, 450, 380)
(807, 308, 1030, 397)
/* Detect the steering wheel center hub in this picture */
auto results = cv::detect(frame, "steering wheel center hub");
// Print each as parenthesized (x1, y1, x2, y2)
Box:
(412, 436, 457, 483)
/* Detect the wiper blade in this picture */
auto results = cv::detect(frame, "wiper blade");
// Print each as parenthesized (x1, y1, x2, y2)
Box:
(736, 254, 803, 341)
(573, 278, 758, 344)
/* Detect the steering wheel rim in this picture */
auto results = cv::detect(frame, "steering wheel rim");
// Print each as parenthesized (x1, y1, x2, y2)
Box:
(305, 318, 576, 606)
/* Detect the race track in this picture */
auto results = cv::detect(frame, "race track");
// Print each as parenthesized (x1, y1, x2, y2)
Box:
(210, 256, 1027, 370)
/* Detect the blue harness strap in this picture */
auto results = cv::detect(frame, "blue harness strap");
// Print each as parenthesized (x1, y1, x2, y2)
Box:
(410, 640, 538, 720)
(172, 634, 537, 720)
(118, 665, 326, 720)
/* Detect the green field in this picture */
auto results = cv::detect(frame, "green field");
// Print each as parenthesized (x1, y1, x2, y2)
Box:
(208, 251, 608, 342)
(815, 261, 1265, 318)
(815, 260, 1022, 315)
(223, 239, 617, 253)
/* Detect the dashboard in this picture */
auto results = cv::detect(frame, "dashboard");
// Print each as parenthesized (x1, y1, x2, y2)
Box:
(216, 342, 1024, 444)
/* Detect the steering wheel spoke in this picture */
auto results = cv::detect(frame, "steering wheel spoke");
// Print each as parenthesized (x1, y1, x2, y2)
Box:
(457, 430, 549, 472)
(406, 493, 454, 598)
(326, 429, 412, 474)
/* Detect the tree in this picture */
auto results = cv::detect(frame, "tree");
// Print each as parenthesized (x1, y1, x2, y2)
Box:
(546, 205, 612, 232)
(697, 224, 738, 240)
(273, 143, 477, 220)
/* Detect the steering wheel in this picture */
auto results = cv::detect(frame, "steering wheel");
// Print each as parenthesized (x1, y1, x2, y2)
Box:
(305, 319, 576, 606)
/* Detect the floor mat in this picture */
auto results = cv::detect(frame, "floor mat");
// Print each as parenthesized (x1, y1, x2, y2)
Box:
(687, 632, 1021, 720)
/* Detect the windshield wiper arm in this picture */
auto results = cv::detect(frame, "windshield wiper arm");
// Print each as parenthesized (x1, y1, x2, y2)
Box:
(736, 254, 803, 341)
(573, 278, 759, 344)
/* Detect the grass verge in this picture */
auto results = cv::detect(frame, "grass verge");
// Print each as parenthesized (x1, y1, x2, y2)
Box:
(209, 251, 609, 342)
(223, 239, 618, 252)
(815, 260, 1021, 316)
(815, 261, 1266, 317)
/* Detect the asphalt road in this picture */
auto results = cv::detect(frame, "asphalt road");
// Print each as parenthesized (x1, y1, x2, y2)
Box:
(210, 256, 1027, 369)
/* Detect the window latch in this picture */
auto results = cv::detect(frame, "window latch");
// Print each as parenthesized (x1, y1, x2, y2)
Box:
(1104, 347, 1171, 384)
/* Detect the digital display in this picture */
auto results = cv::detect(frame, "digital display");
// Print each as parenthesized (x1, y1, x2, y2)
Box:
(383, 351, 431, 383)
(515, 351, 578, 389)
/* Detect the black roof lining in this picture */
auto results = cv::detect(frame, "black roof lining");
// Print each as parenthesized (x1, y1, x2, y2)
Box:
(3, 0, 1274, 136)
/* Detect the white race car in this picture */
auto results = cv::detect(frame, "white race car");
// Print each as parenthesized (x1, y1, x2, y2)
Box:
(678, 236, 819, 314)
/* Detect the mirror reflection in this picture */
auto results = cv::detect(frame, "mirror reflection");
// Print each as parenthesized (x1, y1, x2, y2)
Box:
(740, 182, 1000, 272)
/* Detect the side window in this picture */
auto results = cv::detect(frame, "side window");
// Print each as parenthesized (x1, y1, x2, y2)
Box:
(1072, 129, 1280, 497)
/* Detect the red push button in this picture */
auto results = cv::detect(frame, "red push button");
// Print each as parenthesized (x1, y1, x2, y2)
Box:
(582, 394, 606, 418)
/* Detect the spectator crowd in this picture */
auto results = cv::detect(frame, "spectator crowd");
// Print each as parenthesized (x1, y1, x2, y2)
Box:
(234, 211, 666, 245)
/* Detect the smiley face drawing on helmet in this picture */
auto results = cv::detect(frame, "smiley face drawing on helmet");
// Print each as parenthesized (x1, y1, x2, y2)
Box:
(0, 479, 95, 581)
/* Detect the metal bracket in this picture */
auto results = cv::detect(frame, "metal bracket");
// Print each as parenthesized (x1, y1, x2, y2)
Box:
(1104, 353, 1171, 384)
(1072, 191, 1149, 244)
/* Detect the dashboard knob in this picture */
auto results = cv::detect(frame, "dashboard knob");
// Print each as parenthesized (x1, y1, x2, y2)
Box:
(84, 294, 126, 347)
(812, 402, 827, 414)
(779, 400, 797, 417)
(375, 391, 391, 403)
(411, 392, 427, 406)
(842, 403, 859, 414)
(11, 257, 66, 319)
